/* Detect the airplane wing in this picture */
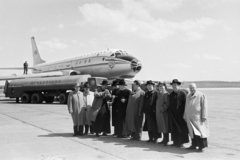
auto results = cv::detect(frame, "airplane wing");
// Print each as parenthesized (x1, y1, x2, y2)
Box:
(0, 67, 34, 70)
(0, 71, 64, 81)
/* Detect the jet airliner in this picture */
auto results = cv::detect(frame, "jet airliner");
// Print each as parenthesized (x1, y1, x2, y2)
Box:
(0, 37, 142, 80)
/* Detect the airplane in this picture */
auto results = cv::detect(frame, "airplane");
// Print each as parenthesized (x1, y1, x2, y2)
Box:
(0, 37, 142, 80)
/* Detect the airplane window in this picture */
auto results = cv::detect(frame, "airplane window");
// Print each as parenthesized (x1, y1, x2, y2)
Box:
(115, 52, 121, 57)
(89, 59, 91, 62)
(110, 54, 114, 57)
(84, 60, 87, 63)
(102, 58, 105, 61)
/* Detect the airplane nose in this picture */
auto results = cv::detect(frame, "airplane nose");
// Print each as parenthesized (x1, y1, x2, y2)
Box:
(131, 59, 142, 72)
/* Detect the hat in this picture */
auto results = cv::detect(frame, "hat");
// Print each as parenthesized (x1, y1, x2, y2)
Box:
(145, 80, 155, 86)
(111, 79, 119, 86)
(74, 83, 81, 87)
(170, 79, 181, 85)
(134, 80, 141, 86)
(100, 79, 109, 85)
(83, 82, 90, 88)
(118, 79, 127, 86)
(158, 81, 166, 85)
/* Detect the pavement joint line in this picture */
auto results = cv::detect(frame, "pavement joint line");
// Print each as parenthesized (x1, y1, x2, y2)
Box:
(210, 143, 240, 152)
(0, 112, 126, 160)
(2, 104, 69, 116)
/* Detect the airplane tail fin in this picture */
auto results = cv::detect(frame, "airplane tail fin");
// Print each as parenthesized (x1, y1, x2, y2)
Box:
(31, 36, 46, 66)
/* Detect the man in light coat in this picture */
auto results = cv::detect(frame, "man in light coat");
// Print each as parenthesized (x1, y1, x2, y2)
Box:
(184, 83, 209, 152)
(68, 83, 85, 136)
(82, 82, 94, 134)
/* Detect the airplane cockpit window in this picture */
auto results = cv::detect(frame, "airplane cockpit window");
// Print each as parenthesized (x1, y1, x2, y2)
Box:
(115, 52, 121, 57)
(110, 53, 115, 57)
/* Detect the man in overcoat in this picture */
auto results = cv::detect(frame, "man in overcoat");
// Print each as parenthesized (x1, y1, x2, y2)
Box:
(111, 79, 120, 136)
(156, 81, 170, 145)
(142, 80, 161, 143)
(82, 82, 94, 134)
(115, 79, 131, 138)
(169, 79, 189, 147)
(67, 83, 85, 136)
(184, 83, 209, 152)
(91, 80, 111, 137)
(125, 80, 145, 140)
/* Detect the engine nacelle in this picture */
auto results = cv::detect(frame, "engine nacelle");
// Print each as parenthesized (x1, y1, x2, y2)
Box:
(61, 70, 81, 76)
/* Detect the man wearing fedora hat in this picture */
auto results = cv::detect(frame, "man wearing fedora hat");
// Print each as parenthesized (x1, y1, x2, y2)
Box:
(156, 81, 170, 145)
(115, 79, 131, 138)
(82, 82, 94, 135)
(111, 79, 120, 136)
(169, 79, 189, 147)
(142, 80, 161, 143)
(91, 79, 111, 137)
(125, 80, 145, 140)
(67, 83, 85, 136)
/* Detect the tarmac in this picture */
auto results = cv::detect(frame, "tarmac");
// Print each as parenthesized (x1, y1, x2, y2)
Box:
(0, 90, 240, 160)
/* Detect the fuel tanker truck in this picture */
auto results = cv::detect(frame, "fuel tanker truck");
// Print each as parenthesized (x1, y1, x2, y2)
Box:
(3, 75, 110, 104)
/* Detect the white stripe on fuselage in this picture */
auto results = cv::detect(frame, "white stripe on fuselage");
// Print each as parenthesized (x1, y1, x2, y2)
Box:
(32, 50, 130, 75)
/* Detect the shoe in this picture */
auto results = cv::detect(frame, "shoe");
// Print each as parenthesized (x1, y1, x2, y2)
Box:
(186, 145, 197, 150)
(169, 143, 177, 147)
(146, 139, 153, 143)
(158, 141, 166, 144)
(163, 143, 168, 146)
(197, 148, 204, 152)
(102, 133, 107, 136)
(176, 144, 184, 148)
(95, 133, 100, 137)
(112, 133, 117, 136)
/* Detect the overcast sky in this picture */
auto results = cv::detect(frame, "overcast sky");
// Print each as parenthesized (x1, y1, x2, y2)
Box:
(0, 0, 239, 85)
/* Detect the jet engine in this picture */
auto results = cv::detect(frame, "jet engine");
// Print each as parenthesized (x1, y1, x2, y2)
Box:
(61, 70, 81, 76)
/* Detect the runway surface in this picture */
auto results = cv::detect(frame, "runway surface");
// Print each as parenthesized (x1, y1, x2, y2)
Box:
(0, 89, 240, 160)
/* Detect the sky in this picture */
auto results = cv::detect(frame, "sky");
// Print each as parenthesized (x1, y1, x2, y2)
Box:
(0, 0, 240, 85)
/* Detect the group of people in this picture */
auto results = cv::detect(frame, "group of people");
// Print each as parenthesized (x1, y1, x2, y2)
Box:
(67, 78, 209, 153)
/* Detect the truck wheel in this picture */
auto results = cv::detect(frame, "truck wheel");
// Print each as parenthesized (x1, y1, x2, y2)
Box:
(31, 93, 43, 103)
(21, 93, 31, 103)
(44, 96, 55, 103)
(59, 93, 68, 104)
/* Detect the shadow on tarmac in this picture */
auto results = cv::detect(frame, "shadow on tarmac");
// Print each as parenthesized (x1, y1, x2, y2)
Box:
(38, 133, 194, 155)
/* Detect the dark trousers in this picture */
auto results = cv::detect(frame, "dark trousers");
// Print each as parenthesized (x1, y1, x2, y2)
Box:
(73, 125, 83, 135)
(131, 132, 142, 140)
(191, 134, 208, 149)
(24, 67, 28, 74)
(162, 133, 169, 143)
(148, 131, 160, 141)
(78, 125, 83, 135)
(84, 125, 93, 134)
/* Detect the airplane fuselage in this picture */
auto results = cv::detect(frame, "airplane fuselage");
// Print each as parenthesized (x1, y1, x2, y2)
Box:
(33, 49, 142, 79)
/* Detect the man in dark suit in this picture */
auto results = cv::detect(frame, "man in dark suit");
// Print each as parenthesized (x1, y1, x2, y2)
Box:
(168, 79, 189, 147)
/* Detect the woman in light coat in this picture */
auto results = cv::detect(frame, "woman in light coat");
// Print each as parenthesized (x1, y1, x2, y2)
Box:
(156, 81, 169, 145)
